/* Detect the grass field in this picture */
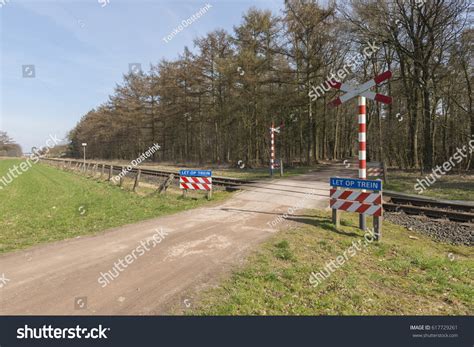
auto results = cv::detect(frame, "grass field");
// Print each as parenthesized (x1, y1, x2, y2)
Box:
(0, 159, 228, 253)
(385, 171, 474, 201)
(191, 211, 473, 315)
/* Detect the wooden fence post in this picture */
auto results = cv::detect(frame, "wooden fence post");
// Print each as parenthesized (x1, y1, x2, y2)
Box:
(133, 169, 141, 192)
(100, 164, 105, 179)
(158, 174, 174, 194)
(108, 165, 113, 181)
(119, 166, 125, 187)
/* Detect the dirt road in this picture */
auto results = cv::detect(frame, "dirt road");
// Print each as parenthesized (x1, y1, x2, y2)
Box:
(0, 164, 350, 315)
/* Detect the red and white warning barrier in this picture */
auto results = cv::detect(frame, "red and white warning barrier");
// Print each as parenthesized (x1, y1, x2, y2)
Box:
(367, 162, 385, 178)
(367, 167, 383, 177)
(330, 189, 382, 204)
(330, 199, 382, 216)
(179, 176, 212, 191)
(329, 189, 382, 216)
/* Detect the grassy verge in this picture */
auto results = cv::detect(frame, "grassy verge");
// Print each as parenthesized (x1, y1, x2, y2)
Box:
(385, 171, 474, 201)
(0, 159, 229, 253)
(192, 211, 473, 315)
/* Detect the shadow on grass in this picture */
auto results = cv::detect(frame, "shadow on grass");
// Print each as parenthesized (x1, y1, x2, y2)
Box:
(285, 215, 361, 238)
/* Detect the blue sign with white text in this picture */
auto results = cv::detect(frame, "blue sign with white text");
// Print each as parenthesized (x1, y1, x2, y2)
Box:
(179, 170, 212, 177)
(330, 177, 382, 191)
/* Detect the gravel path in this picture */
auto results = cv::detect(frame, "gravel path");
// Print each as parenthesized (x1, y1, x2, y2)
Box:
(0, 167, 341, 315)
(385, 212, 473, 246)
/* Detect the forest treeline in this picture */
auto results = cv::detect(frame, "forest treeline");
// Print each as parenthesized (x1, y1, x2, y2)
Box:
(67, 0, 473, 171)
(0, 131, 22, 157)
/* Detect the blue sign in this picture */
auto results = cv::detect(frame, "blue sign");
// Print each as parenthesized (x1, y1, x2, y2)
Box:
(179, 170, 212, 177)
(330, 177, 382, 191)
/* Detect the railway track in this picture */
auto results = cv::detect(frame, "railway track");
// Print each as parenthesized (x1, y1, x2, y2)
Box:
(383, 194, 474, 223)
(41, 158, 256, 188)
(42, 158, 474, 222)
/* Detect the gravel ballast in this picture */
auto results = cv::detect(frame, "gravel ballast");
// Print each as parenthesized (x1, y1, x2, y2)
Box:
(385, 212, 473, 246)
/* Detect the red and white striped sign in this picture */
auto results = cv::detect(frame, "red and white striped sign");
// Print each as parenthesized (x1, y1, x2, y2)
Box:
(179, 176, 212, 191)
(329, 189, 382, 216)
(367, 162, 384, 178)
(330, 189, 382, 205)
(330, 199, 382, 216)
(367, 167, 384, 177)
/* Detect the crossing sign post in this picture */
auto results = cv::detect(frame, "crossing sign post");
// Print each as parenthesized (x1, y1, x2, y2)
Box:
(179, 170, 213, 200)
(330, 177, 383, 240)
(328, 70, 392, 233)
(269, 122, 283, 177)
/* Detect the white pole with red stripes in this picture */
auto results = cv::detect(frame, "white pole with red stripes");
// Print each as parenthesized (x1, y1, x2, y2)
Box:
(270, 121, 275, 176)
(358, 96, 367, 230)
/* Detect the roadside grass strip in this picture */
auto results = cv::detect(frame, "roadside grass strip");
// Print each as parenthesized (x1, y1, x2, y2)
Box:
(0, 160, 228, 253)
(192, 211, 473, 315)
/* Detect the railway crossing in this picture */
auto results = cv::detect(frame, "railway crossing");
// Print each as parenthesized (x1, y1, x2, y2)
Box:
(328, 70, 392, 233)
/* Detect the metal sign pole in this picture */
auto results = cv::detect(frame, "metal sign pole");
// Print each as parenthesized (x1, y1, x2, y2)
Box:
(81, 143, 87, 173)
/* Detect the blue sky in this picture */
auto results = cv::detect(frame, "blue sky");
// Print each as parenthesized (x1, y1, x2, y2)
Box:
(1, 0, 285, 152)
